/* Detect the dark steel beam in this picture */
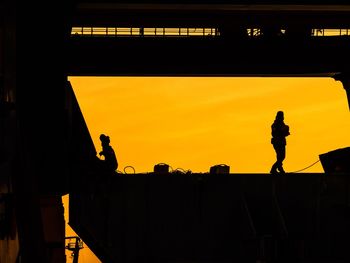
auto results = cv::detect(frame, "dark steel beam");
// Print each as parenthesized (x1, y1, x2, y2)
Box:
(72, 2, 350, 28)
(67, 37, 350, 77)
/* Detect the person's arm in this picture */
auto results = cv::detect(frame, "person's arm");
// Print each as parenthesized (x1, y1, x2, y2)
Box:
(285, 125, 290, 136)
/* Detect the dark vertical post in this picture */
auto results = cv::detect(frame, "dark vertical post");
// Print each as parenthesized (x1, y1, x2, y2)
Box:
(72, 237, 81, 263)
(333, 73, 350, 110)
(14, 1, 74, 262)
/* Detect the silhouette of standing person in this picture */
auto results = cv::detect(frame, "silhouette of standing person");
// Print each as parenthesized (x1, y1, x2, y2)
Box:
(99, 134, 118, 172)
(270, 111, 290, 174)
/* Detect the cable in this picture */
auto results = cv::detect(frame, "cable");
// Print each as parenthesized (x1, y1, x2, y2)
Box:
(123, 165, 136, 174)
(172, 167, 192, 174)
(174, 167, 186, 173)
(289, 160, 321, 173)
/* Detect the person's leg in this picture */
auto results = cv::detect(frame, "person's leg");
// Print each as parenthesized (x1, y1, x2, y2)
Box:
(271, 144, 280, 174)
(276, 146, 286, 173)
(270, 162, 278, 174)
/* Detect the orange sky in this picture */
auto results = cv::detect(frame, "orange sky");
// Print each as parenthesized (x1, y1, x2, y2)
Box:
(64, 77, 349, 262)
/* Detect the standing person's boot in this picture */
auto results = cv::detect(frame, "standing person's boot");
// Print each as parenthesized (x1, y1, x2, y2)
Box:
(278, 165, 285, 174)
(270, 163, 279, 174)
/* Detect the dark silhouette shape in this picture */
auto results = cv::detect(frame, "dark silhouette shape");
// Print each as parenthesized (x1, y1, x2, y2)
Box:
(99, 134, 118, 172)
(220, 26, 247, 39)
(262, 26, 283, 38)
(270, 111, 290, 174)
(285, 26, 311, 39)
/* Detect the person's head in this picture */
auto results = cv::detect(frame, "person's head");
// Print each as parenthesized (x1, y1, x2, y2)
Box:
(276, 111, 284, 121)
(99, 134, 110, 144)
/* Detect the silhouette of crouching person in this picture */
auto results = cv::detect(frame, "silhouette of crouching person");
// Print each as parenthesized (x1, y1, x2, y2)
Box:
(99, 134, 118, 173)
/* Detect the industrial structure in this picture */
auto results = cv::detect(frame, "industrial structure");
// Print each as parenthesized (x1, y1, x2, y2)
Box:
(1, 1, 350, 262)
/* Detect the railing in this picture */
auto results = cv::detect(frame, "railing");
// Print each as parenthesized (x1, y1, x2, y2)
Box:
(313, 28, 349, 36)
(71, 27, 350, 38)
(247, 28, 350, 37)
(71, 27, 219, 37)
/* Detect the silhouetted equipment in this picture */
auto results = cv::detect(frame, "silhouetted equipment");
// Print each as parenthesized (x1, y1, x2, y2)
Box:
(65, 236, 84, 263)
(209, 164, 230, 174)
(319, 147, 350, 173)
(153, 163, 170, 174)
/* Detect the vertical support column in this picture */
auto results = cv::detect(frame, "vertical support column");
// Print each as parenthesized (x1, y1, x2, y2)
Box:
(333, 73, 350, 111)
(13, 1, 73, 262)
(1, 0, 17, 193)
(1, 1, 20, 263)
(40, 196, 66, 263)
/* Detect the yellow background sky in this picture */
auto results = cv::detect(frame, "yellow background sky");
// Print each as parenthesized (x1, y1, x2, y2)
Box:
(64, 77, 349, 262)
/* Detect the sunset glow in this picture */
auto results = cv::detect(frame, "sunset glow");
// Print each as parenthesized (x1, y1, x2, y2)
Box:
(64, 76, 349, 262)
